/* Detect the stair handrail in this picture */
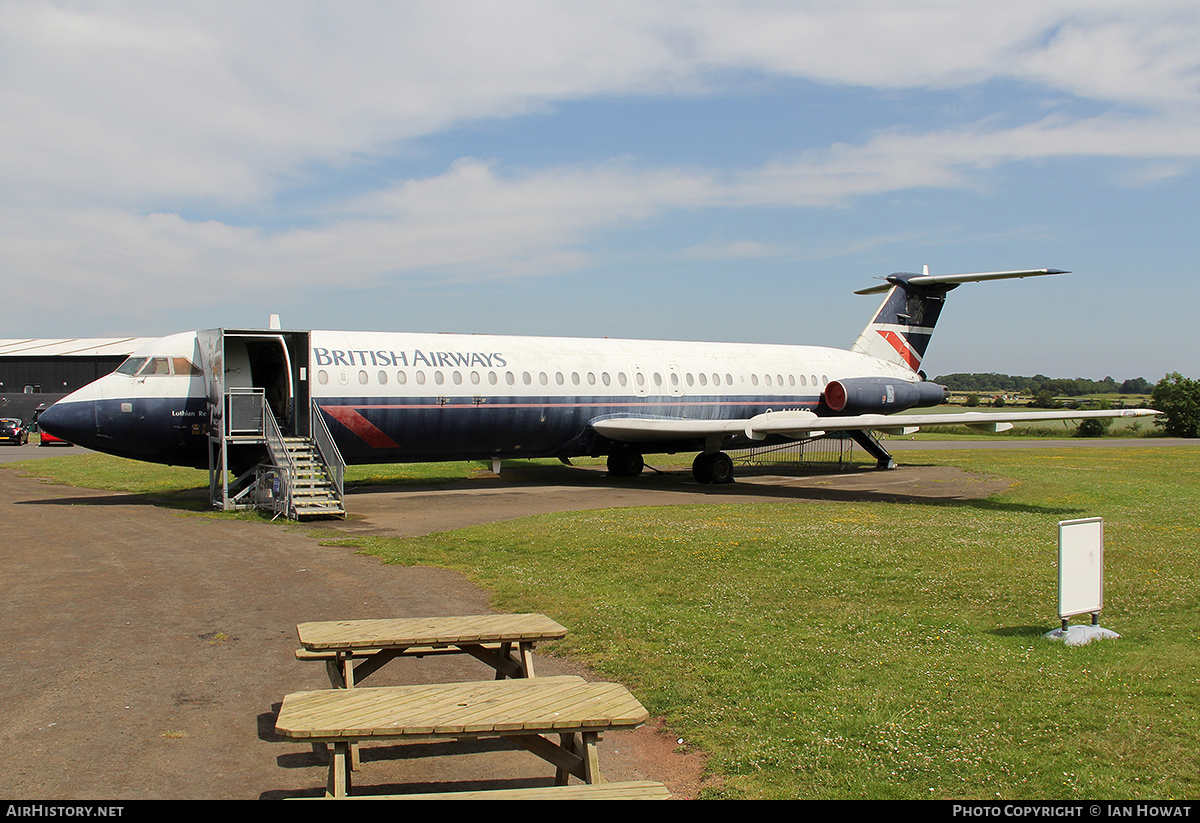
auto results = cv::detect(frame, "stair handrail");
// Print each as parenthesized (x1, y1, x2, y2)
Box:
(310, 399, 345, 502)
(261, 396, 296, 518)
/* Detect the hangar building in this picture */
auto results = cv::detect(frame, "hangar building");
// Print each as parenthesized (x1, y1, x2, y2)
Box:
(0, 338, 154, 424)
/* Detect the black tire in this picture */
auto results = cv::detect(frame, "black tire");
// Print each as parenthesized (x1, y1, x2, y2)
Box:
(607, 448, 644, 477)
(692, 451, 734, 484)
(708, 451, 734, 484)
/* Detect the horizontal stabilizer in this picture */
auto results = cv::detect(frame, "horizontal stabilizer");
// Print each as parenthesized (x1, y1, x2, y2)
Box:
(855, 268, 1068, 295)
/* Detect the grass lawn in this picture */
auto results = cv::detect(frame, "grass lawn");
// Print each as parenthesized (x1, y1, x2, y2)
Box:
(7, 445, 1198, 799)
(332, 446, 1200, 799)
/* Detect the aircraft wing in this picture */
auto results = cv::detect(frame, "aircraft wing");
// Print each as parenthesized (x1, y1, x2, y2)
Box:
(591, 408, 1159, 442)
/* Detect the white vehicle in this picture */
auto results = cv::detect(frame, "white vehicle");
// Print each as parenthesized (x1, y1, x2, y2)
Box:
(39, 268, 1156, 486)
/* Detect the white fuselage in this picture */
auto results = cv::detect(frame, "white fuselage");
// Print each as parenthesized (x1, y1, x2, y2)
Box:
(39, 328, 918, 468)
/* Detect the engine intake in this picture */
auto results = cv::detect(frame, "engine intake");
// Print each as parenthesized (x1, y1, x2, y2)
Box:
(822, 377, 946, 415)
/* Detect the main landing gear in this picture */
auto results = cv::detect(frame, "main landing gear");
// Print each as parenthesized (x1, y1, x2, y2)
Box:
(605, 446, 735, 484)
(692, 451, 734, 485)
(606, 446, 645, 478)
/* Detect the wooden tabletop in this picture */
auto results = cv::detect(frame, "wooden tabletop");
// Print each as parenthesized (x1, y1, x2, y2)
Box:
(296, 613, 567, 651)
(275, 676, 648, 741)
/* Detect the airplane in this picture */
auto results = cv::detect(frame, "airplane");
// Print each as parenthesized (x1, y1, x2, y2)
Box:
(37, 268, 1157, 495)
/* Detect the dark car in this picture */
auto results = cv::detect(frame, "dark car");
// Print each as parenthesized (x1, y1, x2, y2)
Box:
(0, 418, 30, 446)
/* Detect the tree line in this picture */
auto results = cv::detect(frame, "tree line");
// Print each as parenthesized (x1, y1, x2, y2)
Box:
(932, 373, 1153, 397)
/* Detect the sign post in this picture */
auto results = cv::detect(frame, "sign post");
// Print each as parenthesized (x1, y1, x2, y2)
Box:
(1045, 517, 1120, 646)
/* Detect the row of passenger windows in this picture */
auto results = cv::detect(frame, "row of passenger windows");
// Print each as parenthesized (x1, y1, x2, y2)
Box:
(316, 368, 831, 390)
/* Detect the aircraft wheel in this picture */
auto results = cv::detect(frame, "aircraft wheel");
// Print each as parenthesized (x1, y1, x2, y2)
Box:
(692, 451, 735, 484)
(607, 447, 644, 477)
(708, 451, 734, 484)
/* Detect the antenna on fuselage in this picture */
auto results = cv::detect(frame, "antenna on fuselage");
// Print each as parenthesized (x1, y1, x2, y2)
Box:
(269, 314, 281, 330)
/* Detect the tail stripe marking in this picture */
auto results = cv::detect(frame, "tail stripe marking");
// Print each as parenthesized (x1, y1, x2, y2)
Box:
(876, 330, 923, 370)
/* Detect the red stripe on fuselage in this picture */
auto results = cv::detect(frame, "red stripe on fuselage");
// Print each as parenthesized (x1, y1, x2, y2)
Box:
(320, 406, 401, 448)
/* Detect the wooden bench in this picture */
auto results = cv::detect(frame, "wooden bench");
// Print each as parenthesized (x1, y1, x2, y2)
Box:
(301, 780, 672, 800)
(296, 613, 568, 688)
(275, 676, 649, 797)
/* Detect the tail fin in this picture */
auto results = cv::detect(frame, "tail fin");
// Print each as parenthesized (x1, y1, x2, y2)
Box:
(850, 267, 1067, 373)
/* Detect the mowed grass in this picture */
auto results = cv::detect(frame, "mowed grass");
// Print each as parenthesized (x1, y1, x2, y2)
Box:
(8, 446, 1199, 798)
(4, 453, 495, 496)
(331, 447, 1200, 800)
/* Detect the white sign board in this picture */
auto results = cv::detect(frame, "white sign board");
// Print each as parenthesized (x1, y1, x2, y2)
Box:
(1058, 518, 1104, 619)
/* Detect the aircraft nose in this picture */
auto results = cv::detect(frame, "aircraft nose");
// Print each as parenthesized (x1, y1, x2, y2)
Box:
(36, 400, 93, 446)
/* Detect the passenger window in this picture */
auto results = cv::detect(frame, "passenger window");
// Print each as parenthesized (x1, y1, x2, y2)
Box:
(358, 370, 369, 385)
(397, 371, 407, 385)
(317, 370, 329, 385)
(378, 370, 388, 385)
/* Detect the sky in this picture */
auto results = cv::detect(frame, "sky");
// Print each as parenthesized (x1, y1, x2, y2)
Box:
(2, 1, 1198, 381)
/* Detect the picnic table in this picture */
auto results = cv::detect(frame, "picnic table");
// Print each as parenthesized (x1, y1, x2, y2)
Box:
(274, 675, 650, 797)
(296, 613, 568, 688)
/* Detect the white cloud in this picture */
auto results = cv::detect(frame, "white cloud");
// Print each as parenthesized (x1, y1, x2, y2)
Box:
(3, 1, 1200, 344)
(4, 2, 1198, 206)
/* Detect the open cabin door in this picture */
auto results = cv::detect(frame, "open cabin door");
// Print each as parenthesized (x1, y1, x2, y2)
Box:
(198, 328, 314, 512)
(196, 328, 311, 438)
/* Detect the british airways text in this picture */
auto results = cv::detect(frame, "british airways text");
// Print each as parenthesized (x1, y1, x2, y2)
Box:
(313, 348, 508, 368)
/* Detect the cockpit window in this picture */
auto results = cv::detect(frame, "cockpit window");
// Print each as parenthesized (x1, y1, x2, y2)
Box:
(142, 357, 171, 376)
(115, 357, 149, 376)
(172, 357, 202, 376)
(115, 356, 202, 377)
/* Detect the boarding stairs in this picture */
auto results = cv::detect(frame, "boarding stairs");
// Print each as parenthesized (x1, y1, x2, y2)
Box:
(264, 435, 346, 520)
(209, 391, 346, 520)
